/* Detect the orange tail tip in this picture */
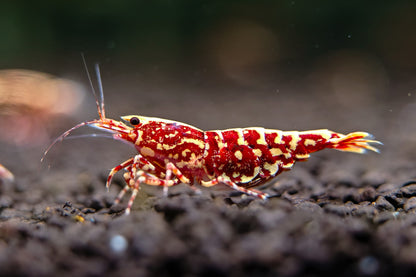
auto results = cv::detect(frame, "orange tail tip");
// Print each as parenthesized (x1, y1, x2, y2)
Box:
(329, 132, 382, 154)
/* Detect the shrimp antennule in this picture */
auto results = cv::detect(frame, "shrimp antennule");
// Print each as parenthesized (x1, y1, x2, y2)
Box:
(41, 120, 103, 162)
(81, 53, 105, 120)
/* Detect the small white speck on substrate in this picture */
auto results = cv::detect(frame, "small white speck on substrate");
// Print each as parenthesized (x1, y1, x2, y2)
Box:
(358, 256, 379, 275)
(110, 234, 128, 254)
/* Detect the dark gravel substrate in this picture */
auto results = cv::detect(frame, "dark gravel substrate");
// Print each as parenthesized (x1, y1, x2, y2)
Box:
(1, 174, 416, 277)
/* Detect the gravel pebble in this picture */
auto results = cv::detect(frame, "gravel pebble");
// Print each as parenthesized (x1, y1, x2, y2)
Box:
(384, 193, 405, 209)
(323, 203, 355, 216)
(374, 196, 395, 211)
(400, 184, 416, 197)
(404, 197, 416, 212)
(373, 211, 401, 224)
(376, 183, 399, 194)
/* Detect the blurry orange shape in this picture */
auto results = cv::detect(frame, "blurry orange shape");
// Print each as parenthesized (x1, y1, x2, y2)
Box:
(0, 69, 85, 146)
(0, 163, 14, 182)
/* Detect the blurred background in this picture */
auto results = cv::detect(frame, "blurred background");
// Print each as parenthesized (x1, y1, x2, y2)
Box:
(1, 1, 416, 72)
(0, 0, 415, 178)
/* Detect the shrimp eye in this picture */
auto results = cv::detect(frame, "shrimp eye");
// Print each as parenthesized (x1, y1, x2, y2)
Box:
(129, 117, 140, 125)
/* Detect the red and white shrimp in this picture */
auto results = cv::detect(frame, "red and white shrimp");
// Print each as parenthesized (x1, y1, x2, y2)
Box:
(43, 65, 381, 214)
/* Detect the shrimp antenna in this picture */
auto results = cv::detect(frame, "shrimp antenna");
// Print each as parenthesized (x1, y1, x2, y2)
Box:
(95, 63, 105, 119)
(42, 55, 108, 162)
(81, 53, 104, 120)
(41, 119, 102, 162)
